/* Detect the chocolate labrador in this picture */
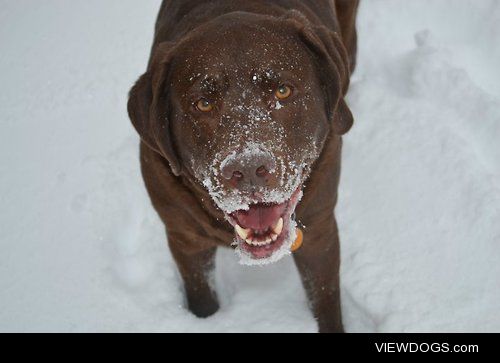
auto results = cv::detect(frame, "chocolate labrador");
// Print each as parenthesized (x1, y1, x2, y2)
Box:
(128, 0, 358, 333)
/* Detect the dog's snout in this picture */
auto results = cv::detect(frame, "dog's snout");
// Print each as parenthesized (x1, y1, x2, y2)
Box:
(255, 165, 270, 178)
(223, 164, 270, 184)
(221, 149, 275, 188)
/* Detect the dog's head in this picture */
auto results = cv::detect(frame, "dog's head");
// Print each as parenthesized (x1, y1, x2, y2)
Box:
(128, 11, 353, 264)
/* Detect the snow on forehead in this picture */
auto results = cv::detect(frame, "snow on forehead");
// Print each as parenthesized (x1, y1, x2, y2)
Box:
(176, 21, 307, 78)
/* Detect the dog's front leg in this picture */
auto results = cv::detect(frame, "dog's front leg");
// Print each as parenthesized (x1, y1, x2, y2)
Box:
(293, 215, 343, 333)
(168, 237, 219, 318)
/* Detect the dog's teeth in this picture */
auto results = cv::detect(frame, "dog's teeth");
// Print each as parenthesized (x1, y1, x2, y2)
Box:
(272, 218, 284, 235)
(256, 239, 271, 246)
(235, 224, 251, 240)
(271, 233, 278, 241)
(244, 236, 274, 247)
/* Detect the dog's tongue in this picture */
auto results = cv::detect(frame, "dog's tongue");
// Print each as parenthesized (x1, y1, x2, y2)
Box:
(232, 203, 287, 230)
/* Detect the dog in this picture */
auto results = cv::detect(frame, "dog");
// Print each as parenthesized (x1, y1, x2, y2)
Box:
(128, 0, 358, 333)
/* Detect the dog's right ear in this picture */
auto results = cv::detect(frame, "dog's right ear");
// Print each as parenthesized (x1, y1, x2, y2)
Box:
(127, 41, 181, 175)
(128, 71, 157, 150)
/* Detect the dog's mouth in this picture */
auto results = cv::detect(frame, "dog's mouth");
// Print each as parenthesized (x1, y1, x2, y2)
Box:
(225, 187, 302, 262)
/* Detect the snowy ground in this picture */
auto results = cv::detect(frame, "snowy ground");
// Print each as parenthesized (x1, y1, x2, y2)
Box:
(1, 0, 499, 332)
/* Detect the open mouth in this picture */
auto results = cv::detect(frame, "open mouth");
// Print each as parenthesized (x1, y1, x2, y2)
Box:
(226, 187, 302, 261)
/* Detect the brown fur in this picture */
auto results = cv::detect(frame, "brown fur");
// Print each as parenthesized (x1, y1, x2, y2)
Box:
(128, 0, 358, 333)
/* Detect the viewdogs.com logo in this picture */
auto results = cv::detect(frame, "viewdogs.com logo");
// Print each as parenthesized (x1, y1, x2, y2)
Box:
(375, 342, 478, 353)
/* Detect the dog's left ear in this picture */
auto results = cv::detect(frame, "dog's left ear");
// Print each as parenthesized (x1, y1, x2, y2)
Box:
(284, 11, 354, 135)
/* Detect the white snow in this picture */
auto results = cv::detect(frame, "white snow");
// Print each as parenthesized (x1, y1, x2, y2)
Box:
(1, 0, 499, 332)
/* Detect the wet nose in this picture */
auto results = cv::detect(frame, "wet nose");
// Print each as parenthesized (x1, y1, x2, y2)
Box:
(221, 151, 275, 187)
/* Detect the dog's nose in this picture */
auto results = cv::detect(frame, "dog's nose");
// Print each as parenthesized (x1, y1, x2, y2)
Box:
(220, 150, 275, 187)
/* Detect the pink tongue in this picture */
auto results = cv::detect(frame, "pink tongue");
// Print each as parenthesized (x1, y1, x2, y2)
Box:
(232, 203, 287, 230)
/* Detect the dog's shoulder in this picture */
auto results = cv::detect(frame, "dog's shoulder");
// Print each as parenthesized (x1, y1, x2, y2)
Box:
(140, 142, 233, 247)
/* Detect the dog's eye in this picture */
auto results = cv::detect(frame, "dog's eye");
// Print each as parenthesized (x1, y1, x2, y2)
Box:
(275, 85, 292, 100)
(196, 98, 214, 112)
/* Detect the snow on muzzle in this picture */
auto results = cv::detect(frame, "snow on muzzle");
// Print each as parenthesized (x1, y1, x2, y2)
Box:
(198, 142, 309, 263)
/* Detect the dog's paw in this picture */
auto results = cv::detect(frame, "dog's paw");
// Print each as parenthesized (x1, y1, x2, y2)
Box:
(188, 298, 220, 319)
(318, 322, 345, 333)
